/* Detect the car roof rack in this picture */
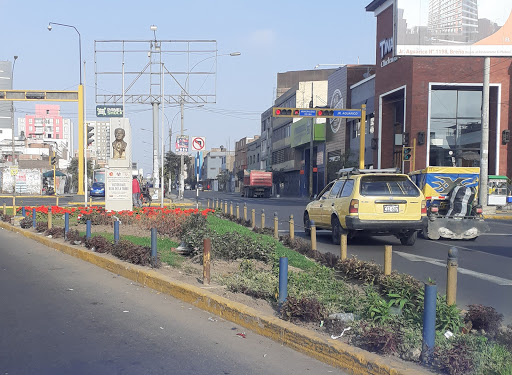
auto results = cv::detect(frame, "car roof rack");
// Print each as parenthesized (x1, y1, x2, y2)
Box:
(336, 167, 400, 177)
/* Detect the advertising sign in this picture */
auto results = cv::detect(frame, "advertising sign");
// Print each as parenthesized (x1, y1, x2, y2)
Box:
(395, 0, 512, 56)
(96, 105, 124, 117)
(175, 135, 189, 155)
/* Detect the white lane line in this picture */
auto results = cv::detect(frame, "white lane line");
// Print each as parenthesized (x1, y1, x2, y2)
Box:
(478, 233, 512, 236)
(394, 251, 512, 286)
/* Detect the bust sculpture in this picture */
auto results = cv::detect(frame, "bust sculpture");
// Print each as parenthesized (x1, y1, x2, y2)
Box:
(112, 128, 127, 159)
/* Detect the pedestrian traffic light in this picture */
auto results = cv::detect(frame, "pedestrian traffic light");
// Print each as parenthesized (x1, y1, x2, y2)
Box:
(403, 146, 413, 161)
(87, 125, 94, 146)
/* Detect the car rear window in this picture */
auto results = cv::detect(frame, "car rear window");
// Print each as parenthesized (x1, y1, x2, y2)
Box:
(360, 176, 420, 197)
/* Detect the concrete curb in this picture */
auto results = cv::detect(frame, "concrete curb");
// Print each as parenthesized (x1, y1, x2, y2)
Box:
(0, 221, 429, 375)
(484, 214, 512, 220)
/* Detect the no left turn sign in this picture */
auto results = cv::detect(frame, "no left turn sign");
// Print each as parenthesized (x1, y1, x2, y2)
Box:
(191, 136, 206, 151)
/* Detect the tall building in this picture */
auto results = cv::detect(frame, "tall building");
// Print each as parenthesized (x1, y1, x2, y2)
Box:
(19, 104, 72, 158)
(428, 0, 479, 43)
(86, 120, 111, 162)
(0, 61, 14, 143)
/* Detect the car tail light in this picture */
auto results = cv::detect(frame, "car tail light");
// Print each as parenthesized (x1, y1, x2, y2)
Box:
(475, 206, 483, 214)
(430, 205, 439, 213)
(421, 200, 427, 214)
(349, 199, 359, 214)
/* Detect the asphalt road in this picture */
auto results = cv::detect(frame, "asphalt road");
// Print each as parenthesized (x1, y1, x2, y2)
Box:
(192, 191, 512, 323)
(0, 228, 347, 375)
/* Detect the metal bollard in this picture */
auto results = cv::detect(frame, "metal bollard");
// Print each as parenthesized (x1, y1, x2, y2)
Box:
(278, 257, 288, 307)
(151, 228, 157, 263)
(89, 197, 92, 206)
(207, 199, 210, 208)
(422, 282, 437, 364)
(3, 203, 6, 216)
(384, 245, 392, 275)
(446, 247, 458, 305)
(289, 215, 295, 240)
(236, 204, 239, 219)
(244, 203, 247, 221)
(22, 207, 26, 217)
(341, 234, 347, 260)
(48, 206, 52, 229)
(230, 201, 233, 216)
(261, 209, 265, 229)
(311, 220, 317, 251)
(64, 212, 69, 238)
(274, 212, 279, 239)
(203, 238, 211, 285)
(251, 209, 256, 229)
(56, 196, 59, 207)
(12, 196, 16, 216)
(114, 220, 120, 244)
(224, 201, 228, 215)
(32, 208, 36, 228)
(86, 220, 92, 240)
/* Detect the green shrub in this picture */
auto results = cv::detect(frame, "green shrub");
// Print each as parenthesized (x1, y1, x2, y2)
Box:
(497, 325, 512, 352)
(213, 232, 274, 262)
(85, 235, 113, 253)
(221, 260, 277, 300)
(45, 227, 65, 238)
(35, 222, 48, 233)
(20, 217, 32, 229)
(465, 304, 504, 336)
(436, 296, 464, 332)
(66, 229, 85, 244)
(351, 321, 402, 355)
(111, 240, 158, 267)
(336, 256, 382, 284)
(2, 214, 13, 223)
(434, 336, 475, 375)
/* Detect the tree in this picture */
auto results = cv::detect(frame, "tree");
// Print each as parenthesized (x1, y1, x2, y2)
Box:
(163, 150, 190, 187)
(236, 169, 245, 182)
(217, 170, 231, 192)
(67, 157, 94, 193)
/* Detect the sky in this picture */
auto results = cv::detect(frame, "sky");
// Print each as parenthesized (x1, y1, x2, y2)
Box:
(0, 0, 376, 176)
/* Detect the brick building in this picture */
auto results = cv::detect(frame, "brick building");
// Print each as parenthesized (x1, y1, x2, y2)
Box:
(366, 0, 512, 177)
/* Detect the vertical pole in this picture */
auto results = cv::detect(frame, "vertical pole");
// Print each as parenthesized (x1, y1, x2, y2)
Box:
(341, 234, 347, 260)
(78, 84, 84, 195)
(64, 212, 69, 238)
(251, 209, 255, 229)
(3, 203, 6, 216)
(236, 204, 239, 219)
(151, 227, 157, 259)
(422, 283, 437, 365)
(203, 238, 211, 285)
(22, 206, 26, 217)
(53, 150, 56, 197)
(311, 220, 317, 251)
(230, 201, 233, 216)
(244, 203, 247, 221)
(179, 94, 185, 200)
(152, 102, 160, 190)
(359, 104, 367, 170)
(195, 152, 199, 209)
(274, 212, 278, 239)
(289, 214, 295, 241)
(114, 220, 119, 244)
(56, 196, 59, 207)
(278, 257, 288, 307)
(446, 247, 458, 305)
(261, 209, 265, 229)
(12, 196, 16, 216)
(207, 199, 210, 208)
(32, 208, 36, 228)
(412, 137, 417, 172)
(161, 63, 165, 208)
(48, 206, 52, 229)
(309, 82, 314, 198)
(479, 57, 490, 210)
(86, 219, 91, 240)
(384, 245, 392, 275)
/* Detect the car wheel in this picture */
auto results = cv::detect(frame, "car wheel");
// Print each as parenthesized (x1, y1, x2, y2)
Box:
(400, 231, 418, 246)
(304, 212, 311, 237)
(331, 216, 342, 245)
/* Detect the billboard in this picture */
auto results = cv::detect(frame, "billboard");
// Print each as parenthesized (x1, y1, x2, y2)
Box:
(395, 0, 512, 56)
(175, 135, 189, 155)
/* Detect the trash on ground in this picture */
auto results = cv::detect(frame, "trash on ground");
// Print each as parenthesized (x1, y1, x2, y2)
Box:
(331, 327, 351, 340)
(444, 330, 454, 339)
(236, 332, 246, 339)
(208, 317, 217, 322)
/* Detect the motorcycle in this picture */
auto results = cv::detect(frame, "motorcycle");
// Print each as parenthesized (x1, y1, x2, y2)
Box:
(140, 185, 152, 207)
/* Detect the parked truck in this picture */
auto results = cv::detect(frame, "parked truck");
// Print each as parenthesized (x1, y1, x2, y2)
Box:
(409, 167, 489, 240)
(241, 170, 272, 198)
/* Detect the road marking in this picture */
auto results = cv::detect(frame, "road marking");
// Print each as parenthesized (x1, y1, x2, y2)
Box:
(394, 251, 512, 286)
(478, 233, 512, 236)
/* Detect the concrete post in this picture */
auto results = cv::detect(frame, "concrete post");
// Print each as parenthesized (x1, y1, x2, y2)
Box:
(244, 203, 247, 221)
(289, 214, 294, 241)
(446, 247, 458, 305)
(274, 212, 278, 239)
(384, 245, 392, 276)
(48, 206, 52, 229)
(311, 220, 317, 251)
(261, 209, 265, 229)
(203, 238, 211, 285)
(341, 234, 347, 260)
(236, 204, 239, 219)
(251, 209, 255, 229)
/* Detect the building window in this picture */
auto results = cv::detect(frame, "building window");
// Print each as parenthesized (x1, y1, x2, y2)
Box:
(429, 87, 482, 167)
(29, 118, 33, 124)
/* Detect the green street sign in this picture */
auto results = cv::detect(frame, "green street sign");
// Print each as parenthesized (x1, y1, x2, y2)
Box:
(96, 105, 123, 117)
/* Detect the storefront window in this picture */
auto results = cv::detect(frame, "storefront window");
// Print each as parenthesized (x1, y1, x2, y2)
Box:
(429, 87, 481, 167)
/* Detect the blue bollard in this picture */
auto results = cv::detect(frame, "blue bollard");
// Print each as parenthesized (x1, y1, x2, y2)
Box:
(278, 257, 288, 307)
(86, 220, 92, 240)
(32, 208, 36, 228)
(64, 212, 69, 238)
(422, 282, 437, 365)
(114, 220, 119, 244)
(151, 228, 157, 260)
(22, 207, 26, 217)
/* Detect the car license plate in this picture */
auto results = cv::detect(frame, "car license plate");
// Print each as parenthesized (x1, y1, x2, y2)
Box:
(383, 205, 399, 213)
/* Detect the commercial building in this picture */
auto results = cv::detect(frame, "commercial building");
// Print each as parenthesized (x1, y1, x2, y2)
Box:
(87, 120, 111, 163)
(0, 61, 13, 144)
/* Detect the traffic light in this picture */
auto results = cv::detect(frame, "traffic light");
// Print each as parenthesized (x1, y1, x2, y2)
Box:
(51, 155, 57, 165)
(87, 125, 94, 146)
(273, 107, 293, 117)
(403, 146, 413, 161)
(316, 109, 334, 117)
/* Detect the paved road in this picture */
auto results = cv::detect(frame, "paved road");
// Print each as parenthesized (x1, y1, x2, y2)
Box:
(0, 228, 347, 375)
(192, 191, 512, 322)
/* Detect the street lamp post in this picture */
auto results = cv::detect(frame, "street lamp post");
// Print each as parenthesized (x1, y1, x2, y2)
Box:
(11, 56, 18, 195)
(48, 22, 85, 195)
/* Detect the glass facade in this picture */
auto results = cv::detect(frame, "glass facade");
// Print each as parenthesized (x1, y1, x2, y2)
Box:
(429, 87, 482, 167)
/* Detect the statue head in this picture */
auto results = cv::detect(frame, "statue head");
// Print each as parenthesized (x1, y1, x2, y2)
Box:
(114, 128, 126, 141)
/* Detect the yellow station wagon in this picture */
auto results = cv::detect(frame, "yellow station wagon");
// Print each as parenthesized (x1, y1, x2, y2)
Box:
(304, 168, 427, 246)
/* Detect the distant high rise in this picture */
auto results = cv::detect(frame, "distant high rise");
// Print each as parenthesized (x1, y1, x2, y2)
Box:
(87, 120, 111, 162)
(428, 0, 479, 43)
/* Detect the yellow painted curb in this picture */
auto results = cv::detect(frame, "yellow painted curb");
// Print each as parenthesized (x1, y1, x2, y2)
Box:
(484, 215, 512, 220)
(0, 221, 429, 375)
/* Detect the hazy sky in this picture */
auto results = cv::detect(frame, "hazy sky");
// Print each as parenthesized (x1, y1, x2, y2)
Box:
(399, 0, 512, 28)
(0, 0, 376, 175)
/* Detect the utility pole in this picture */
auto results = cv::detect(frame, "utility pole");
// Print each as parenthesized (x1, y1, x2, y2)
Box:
(479, 57, 490, 211)
(309, 83, 314, 198)
(179, 92, 185, 200)
(11, 56, 18, 197)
